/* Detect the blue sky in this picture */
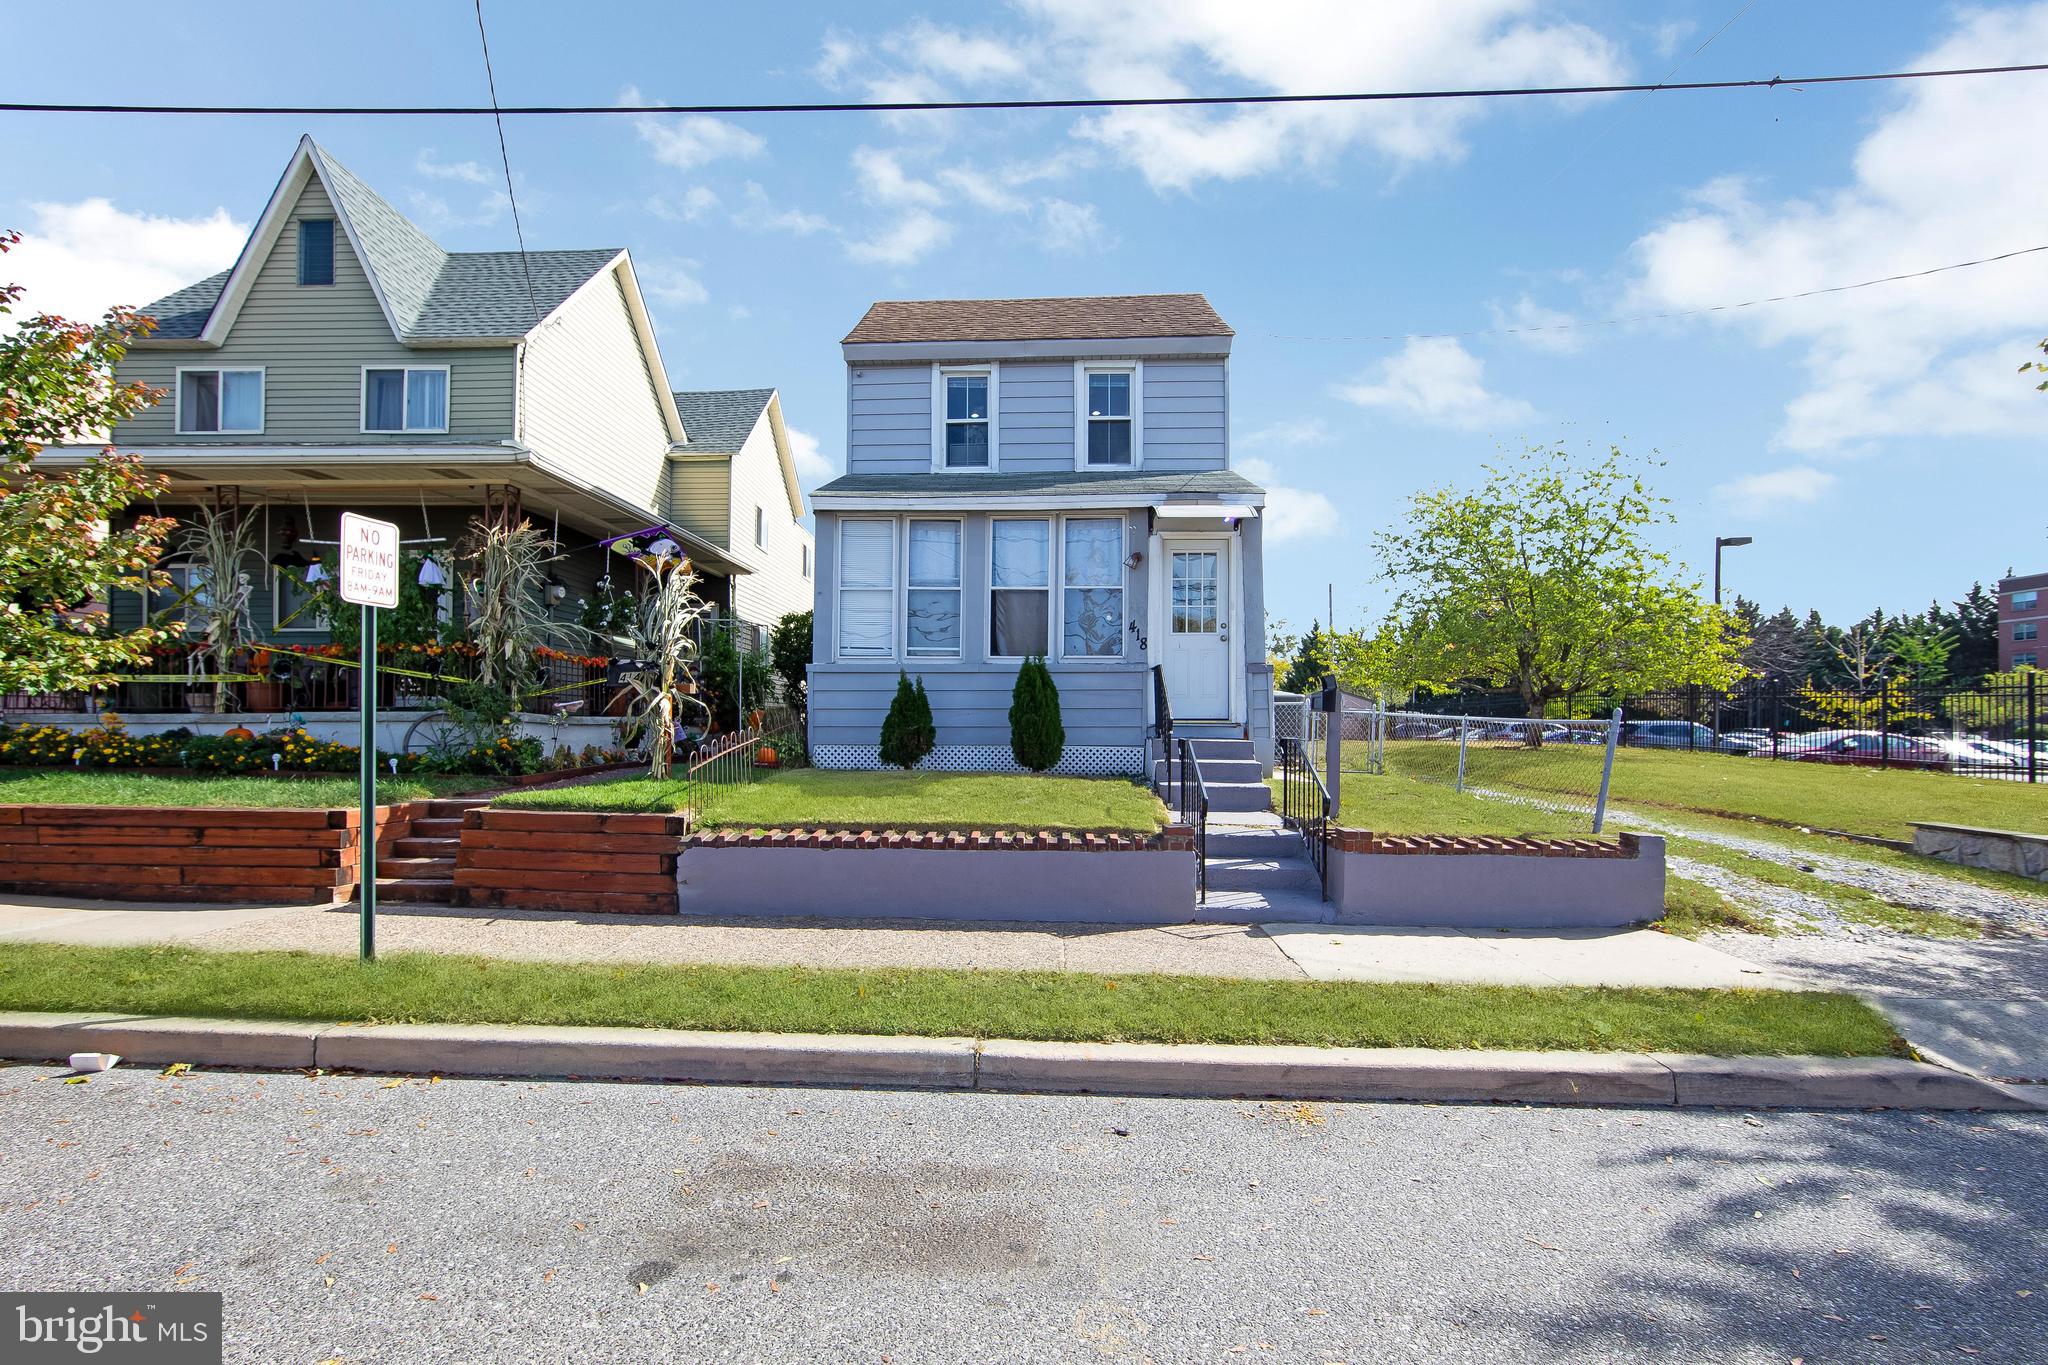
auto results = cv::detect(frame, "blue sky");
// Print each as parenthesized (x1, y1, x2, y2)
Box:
(3, 1, 2044, 640)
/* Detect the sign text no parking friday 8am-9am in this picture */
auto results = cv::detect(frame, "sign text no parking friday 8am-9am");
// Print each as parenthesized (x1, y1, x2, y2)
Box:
(339, 511, 400, 609)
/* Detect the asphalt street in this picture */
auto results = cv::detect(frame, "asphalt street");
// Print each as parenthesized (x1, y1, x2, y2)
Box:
(2, 1064, 2044, 1363)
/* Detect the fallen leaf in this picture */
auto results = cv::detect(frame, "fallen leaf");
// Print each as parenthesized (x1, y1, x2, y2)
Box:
(637, 1283, 648, 1296)
(542, 1271, 554, 1283)
(385, 1244, 397, 1255)
(379, 1079, 405, 1089)
(1523, 1238, 1560, 1252)
(161, 1063, 190, 1077)
(773, 1256, 793, 1265)
(323, 1276, 334, 1288)
(417, 1294, 437, 1302)
(705, 1283, 720, 1294)
(770, 1280, 782, 1294)
(62, 1077, 88, 1086)
(175, 1263, 194, 1275)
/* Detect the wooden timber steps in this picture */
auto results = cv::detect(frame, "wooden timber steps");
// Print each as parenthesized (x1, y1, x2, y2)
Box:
(374, 797, 490, 905)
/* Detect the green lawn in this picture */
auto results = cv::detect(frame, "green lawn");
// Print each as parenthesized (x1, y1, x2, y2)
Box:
(1346, 740, 2048, 841)
(1312, 770, 1589, 837)
(496, 768, 1168, 834)
(0, 767, 503, 809)
(0, 943, 1901, 1057)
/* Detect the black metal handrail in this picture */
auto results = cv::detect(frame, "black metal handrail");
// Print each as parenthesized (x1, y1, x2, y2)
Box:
(1177, 735, 1209, 903)
(1277, 737, 1331, 901)
(1150, 663, 1176, 796)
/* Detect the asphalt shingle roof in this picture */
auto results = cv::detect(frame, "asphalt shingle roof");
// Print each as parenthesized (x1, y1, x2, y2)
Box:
(136, 143, 621, 344)
(813, 469, 1264, 500)
(843, 294, 1232, 345)
(672, 388, 775, 452)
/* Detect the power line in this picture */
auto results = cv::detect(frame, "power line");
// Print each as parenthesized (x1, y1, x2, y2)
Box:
(471, 0, 539, 328)
(1263, 243, 2048, 344)
(2, 62, 2044, 118)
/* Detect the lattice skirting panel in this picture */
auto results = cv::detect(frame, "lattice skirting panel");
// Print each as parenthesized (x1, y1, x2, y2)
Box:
(811, 744, 1147, 776)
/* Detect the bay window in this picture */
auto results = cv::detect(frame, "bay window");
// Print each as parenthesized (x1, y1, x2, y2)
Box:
(990, 518, 1051, 658)
(362, 366, 450, 433)
(836, 519, 896, 658)
(907, 519, 962, 658)
(1062, 517, 1124, 657)
(177, 368, 264, 434)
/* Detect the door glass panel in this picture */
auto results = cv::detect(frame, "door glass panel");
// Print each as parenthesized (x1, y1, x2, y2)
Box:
(1170, 552, 1218, 634)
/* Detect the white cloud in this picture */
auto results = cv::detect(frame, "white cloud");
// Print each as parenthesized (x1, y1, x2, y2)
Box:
(1650, 20, 1695, 60)
(1038, 199, 1114, 253)
(726, 303, 752, 321)
(844, 210, 954, 267)
(1713, 466, 1836, 516)
(1238, 456, 1338, 540)
(1335, 337, 1535, 431)
(1016, 0, 1625, 192)
(406, 188, 509, 232)
(626, 87, 766, 171)
(786, 424, 836, 487)
(414, 150, 493, 185)
(1625, 4, 2048, 452)
(646, 186, 721, 223)
(637, 258, 709, 307)
(1240, 417, 1332, 450)
(885, 20, 1029, 83)
(937, 167, 1028, 214)
(1488, 294, 1582, 353)
(5, 199, 246, 324)
(851, 146, 941, 207)
(733, 183, 833, 236)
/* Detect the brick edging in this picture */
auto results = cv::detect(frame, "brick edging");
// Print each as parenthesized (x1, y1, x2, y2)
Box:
(688, 823, 1195, 853)
(1329, 828, 1640, 859)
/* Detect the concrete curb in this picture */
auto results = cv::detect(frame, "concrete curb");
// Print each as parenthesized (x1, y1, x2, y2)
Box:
(0, 1012, 2037, 1111)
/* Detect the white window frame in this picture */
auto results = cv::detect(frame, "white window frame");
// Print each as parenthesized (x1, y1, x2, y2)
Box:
(1073, 360, 1142, 470)
(272, 564, 328, 633)
(2014, 590, 2040, 612)
(359, 364, 452, 434)
(174, 366, 266, 435)
(905, 517, 965, 661)
(932, 362, 1000, 472)
(834, 517, 897, 662)
(1059, 514, 1127, 662)
(987, 515, 1054, 661)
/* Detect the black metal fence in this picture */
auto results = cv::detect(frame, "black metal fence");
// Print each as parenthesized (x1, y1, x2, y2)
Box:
(1275, 737, 1330, 900)
(1398, 675, 2046, 781)
(683, 702, 803, 825)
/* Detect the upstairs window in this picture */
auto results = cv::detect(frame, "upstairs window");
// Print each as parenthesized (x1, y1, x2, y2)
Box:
(941, 371, 991, 469)
(2014, 589, 2040, 612)
(363, 367, 449, 433)
(298, 218, 335, 286)
(177, 368, 264, 433)
(801, 543, 812, 579)
(754, 505, 766, 549)
(1084, 370, 1134, 465)
(2017, 622, 2040, 642)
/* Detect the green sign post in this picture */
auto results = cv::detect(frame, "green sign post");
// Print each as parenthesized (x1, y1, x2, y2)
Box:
(339, 512, 400, 962)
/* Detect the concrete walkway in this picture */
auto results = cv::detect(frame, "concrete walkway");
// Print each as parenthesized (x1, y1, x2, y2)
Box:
(1263, 924, 1784, 989)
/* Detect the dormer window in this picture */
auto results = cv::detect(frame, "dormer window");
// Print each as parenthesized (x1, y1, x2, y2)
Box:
(939, 368, 993, 469)
(1082, 367, 1136, 466)
(362, 366, 449, 433)
(298, 219, 335, 286)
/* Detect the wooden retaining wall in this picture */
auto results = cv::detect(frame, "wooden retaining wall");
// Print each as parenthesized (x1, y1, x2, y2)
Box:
(0, 802, 427, 904)
(451, 809, 689, 916)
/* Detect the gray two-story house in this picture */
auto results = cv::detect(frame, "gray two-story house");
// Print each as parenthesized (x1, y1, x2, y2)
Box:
(807, 295, 1270, 774)
(38, 136, 812, 665)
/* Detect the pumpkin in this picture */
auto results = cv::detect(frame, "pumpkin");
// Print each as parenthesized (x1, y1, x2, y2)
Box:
(223, 725, 256, 741)
(754, 744, 780, 768)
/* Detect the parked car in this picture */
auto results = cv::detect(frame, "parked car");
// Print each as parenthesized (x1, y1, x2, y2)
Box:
(1921, 736, 2024, 771)
(1784, 731, 1953, 770)
(1619, 720, 1755, 754)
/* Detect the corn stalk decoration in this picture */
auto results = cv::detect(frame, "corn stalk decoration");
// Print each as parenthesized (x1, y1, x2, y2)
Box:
(173, 504, 261, 713)
(460, 516, 560, 695)
(603, 545, 712, 779)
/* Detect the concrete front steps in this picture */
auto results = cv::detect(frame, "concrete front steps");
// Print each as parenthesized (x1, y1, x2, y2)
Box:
(1154, 735, 1272, 815)
(1200, 811, 1331, 923)
(374, 797, 489, 905)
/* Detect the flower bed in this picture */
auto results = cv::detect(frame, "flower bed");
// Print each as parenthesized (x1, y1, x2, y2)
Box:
(0, 714, 590, 777)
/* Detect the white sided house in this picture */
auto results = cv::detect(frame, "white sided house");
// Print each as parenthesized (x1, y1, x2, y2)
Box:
(808, 294, 1271, 776)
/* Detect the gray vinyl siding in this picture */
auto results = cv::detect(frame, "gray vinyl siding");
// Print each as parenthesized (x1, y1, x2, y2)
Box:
(519, 268, 672, 514)
(1140, 361, 1227, 470)
(810, 664, 1148, 749)
(997, 362, 1075, 471)
(666, 459, 731, 547)
(846, 363, 931, 475)
(846, 356, 1229, 475)
(727, 414, 815, 630)
(111, 179, 514, 445)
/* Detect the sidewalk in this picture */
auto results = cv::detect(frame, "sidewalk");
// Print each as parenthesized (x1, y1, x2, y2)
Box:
(0, 892, 1772, 989)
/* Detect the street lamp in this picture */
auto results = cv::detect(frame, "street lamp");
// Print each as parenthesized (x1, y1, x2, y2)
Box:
(1713, 535, 1752, 606)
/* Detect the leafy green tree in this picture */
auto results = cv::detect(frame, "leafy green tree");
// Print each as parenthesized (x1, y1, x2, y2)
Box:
(1934, 583, 1999, 684)
(1008, 655, 1065, 771)
(768, 609, 813, 720)
(1371, 442, 1745, 719)
(878, 671, 935, 769)
(0, 229, 181, 692)
(698, 623, 768, 734)
(1275, 618, 1335, 694)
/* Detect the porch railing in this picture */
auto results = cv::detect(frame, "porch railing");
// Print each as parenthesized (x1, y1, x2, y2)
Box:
(1176, 735, 1209, 903)
(1150, 663, 1176, 796)
(1276, 736, 1330, 901)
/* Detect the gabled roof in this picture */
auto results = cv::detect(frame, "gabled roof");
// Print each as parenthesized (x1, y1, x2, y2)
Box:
(672, 388, 775, 453)
(843, 294, 1232, 344)
(135, 137, 624, 347)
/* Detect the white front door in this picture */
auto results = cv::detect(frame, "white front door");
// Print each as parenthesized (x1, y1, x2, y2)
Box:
(1162, 539, 1232, 720)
